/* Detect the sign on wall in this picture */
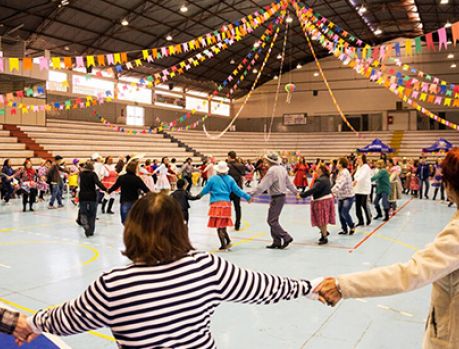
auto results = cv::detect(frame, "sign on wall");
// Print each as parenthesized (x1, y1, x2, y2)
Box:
(283, 113, 307, 125)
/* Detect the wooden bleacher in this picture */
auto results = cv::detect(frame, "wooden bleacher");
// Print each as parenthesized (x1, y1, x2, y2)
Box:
(169, 129, 459, 161)
(0, 125, 36, 166)
(17, 119, 200, 164)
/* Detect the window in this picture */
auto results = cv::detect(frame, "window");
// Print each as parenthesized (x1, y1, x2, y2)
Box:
(186, 96, 208, 113)
(126, 106, 145, 126)
(72, 75, 114, 97)
(154, 90, 185, 109)
(117, 82, 152, 104)
(211, 101, 230, 116)
(47, 70, 68, 92)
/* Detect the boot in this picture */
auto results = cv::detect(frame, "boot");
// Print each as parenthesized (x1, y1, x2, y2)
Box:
(374, 207, 383, 219)
(101, 199, 107, 214)
(383, 209, 390, 221)
(107, 198, 115, 214)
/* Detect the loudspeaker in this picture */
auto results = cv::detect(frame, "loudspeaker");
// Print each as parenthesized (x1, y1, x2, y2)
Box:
(396, 101, 403, 110)
(313, 90, 318, 96)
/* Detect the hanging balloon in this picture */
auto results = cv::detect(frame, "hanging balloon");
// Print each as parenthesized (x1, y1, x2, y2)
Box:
(285, 83, 296, 104)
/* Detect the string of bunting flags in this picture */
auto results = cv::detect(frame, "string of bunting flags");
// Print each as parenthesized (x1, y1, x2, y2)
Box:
(0, 1, 286, 74)
(302, 5, 459, 103)
(294, 2, 459, 131)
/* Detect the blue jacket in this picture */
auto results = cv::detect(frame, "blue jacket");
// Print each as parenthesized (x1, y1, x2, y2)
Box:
(200, 174, 251, 204)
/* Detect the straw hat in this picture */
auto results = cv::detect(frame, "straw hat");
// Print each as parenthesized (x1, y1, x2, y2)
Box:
(215, 161, 230, 174)
(263, 152, 281, 165)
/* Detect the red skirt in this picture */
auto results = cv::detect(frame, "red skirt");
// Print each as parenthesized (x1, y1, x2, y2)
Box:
(208, 201, 233, 228)
(310, 197, 336, 227)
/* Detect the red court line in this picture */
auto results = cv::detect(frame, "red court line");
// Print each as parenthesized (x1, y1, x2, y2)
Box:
(348, 198, 414, 253)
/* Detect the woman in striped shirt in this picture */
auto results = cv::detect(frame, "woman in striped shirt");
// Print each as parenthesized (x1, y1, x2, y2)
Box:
(26, 193, 320, 348)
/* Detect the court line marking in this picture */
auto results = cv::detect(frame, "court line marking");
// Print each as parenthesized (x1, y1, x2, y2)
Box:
(0, 297, 116, 342)
(0, 263, 11, 269)
(349, 198, 414, 253)
(210, 232, 267, 253)
(0, 240, 100, 267)
(356, 231, 419, 251)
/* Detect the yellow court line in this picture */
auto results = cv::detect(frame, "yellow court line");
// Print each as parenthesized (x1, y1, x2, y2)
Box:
(210, 231, 267, 253)
(357, 231, 419, 251)
(0, 297, 116, 342)
(0, 240, 100, 266)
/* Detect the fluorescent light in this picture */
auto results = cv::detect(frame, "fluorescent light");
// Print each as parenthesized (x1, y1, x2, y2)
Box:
(64, 46, 70, 51)
(180, 4, 188, 12)
(374, 28, 382, 35)
(273, 75, 278, 80)
(451, 63, 457, 68)
(230, 59, 235, 64)
(166, 35, 173, 41)
(296, 63, 302, 69)
(358, 6, 367, 14)
(448, 53, 454, 59)
(277, 54, 282, 59)
(445, 21, 452, 28)
(286, 16, 293, 23)
(313, 72, 319, 77)
(121, 18, 129, 26)
(440, 0, 449, 4)
(253, 68, 258, 74)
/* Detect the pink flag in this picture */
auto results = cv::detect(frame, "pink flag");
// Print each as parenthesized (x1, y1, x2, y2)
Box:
(76, 56, 85, 68)
(438, 27, 448, 50)
(39, 57, 49, 70)
(106, 54, 114, 65)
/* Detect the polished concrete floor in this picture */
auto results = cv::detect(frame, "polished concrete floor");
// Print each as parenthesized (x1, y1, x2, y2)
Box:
(0, 189, 455, 349)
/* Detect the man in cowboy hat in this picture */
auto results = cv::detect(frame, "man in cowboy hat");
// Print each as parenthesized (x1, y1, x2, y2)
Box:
(252, 152, 298, 249)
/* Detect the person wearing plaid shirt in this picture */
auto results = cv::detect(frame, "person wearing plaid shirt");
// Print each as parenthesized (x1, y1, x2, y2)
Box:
(0, 307, 19, 334)
(332, 158, 356, 236)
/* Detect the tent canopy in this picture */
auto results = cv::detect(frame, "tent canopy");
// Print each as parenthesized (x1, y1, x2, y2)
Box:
(357, 138, 395, 153)
(422, 138, 453, 153)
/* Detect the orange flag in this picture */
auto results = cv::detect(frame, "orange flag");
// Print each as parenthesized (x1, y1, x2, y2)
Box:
(23, 58, 33, 71)
(64, 57, 73, 69)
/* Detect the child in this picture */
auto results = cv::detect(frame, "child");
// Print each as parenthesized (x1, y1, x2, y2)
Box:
(171, 179, 199, 225)
(197, 161, 251, 250)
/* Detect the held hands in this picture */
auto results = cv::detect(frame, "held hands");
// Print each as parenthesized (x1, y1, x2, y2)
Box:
(313, 277, 343, 307)
(13, 314, 38, 346)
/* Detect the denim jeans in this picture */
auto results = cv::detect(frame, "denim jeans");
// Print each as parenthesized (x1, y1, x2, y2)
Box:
(419, 179, 430, 199)
(79, 201, 98, 236)
(120, 201, 135, 225)
(49, 183, 63, 206)
(373, 192, 389, 211)
(338, 197, 355, 233)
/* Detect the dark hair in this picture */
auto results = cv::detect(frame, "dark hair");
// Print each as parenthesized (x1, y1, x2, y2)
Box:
(145, 159, 152, 166)
(123, 193, 194, 265)
(442, 148, 459, 194)
(104, 156, 112, 165)
(161, 157, 168, 163)
(186, 157, 192, 163)
(126, 160, 139, 174)
(319, 164, 330, 176)
(177, 179, 186, 189)
(3, 159, 10, 167)
(45, 159, 52, 165)
(228, 151, 237, 160)
(23, 159, 32, 167)
(388, 158, 395, 165)
(338, 157, 348, 169)
(171, 158, 176, 164)
(361, 154, 367, 164)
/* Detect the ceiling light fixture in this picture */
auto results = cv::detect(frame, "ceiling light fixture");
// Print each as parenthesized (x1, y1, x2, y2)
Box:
(273, 75, 279, 80)
(374, 28, 382, 35)
(358, 6, 367, 14)
(448, 53, 454, 59)
(296, 63, 302, 69)
(254, 41, 261, 48)
(277, 54, 282, 59)
(440, 0, 449, 4)
(180, 4, 188, 13)
(121, 18, 129, 26)
(253, 68, 258, 74)
(445, 21, 452, 28)
(230, 59, 236, 64)
(286, 16, 293, 23)
(313, 72, 319, 77)
(451, 63, 457, 68)
(166, 34, 173, 41)
(64, 46, 70, 51)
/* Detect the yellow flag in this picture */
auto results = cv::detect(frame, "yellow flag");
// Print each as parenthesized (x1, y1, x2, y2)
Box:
(114, 53, 121, 64)
(51, 57, 61, 69)
(405, 40, 413, 56)
(9, 58, 19, 72)
(86, 55, 95, 67)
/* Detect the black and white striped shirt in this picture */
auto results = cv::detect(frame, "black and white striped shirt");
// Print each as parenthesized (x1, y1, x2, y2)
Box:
(32, 251, 313, 348)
